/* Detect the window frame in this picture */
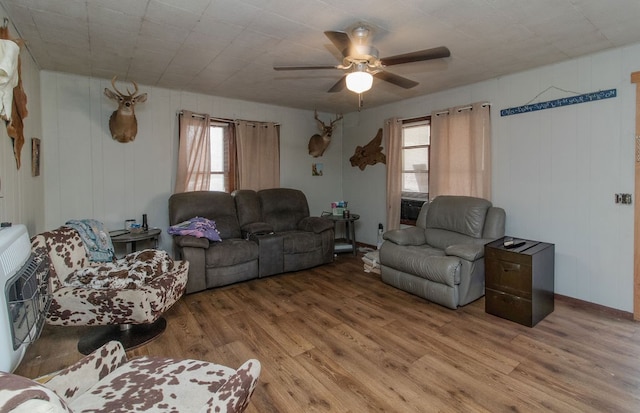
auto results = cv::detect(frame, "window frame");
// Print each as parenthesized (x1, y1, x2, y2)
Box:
(208, 122, 230, 192)
(400, 116, 431, 201)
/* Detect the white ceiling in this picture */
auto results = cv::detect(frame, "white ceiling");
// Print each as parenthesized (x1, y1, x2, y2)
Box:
(1, 0, 640, 113)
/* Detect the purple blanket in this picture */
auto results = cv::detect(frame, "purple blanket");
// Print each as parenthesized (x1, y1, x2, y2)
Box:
(167, 217, 222, 242)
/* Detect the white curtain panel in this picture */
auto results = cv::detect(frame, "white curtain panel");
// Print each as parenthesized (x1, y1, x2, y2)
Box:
(175, 110, 211, 193)
(235, 120, 280, 190)
(430, 102, 491, 200)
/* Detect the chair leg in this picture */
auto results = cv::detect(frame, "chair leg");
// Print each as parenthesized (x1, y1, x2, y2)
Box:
(77, 317, 167, 355)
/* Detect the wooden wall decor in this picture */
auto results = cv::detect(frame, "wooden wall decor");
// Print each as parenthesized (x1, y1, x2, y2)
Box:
(0, 23, 28, 169)
(349, 128, 386, 170)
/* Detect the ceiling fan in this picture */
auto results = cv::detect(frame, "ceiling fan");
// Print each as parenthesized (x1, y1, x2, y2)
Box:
(273, 25, 451, 96)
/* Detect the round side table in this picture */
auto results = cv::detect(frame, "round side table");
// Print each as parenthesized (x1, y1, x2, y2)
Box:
(110, 228, 161, 255)
(323, 213, 360, 255)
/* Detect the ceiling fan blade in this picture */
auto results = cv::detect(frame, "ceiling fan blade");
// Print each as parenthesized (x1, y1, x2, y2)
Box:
(324, 30, 352, 57)
(373, 71, 419, 89)
(274, 65, 339, 71)
(380, 46, 451, 66)
(328, 75, 346, 93)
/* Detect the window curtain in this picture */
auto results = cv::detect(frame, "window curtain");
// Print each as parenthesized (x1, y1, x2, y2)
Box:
(430, 102, 491, 199)
(235, 120, 280, 190)
(384, 117, 403, 231)
(224, 122, 237, 193)
(175, 110, 211, 193)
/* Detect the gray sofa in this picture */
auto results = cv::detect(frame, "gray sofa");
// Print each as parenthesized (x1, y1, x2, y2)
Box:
(168, 188, 334, 294)
(379, 195, 505, 309)
(233, 188, 335, 276)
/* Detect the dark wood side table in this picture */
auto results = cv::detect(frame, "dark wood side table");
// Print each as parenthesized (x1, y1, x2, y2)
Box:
(110, 228, 161, 255)
(484, 237, 555, 327)
(322, 213, 360, 256)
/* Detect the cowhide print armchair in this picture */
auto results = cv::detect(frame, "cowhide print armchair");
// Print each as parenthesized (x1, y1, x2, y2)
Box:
(0, 341, 261, 413)
(31, 226, 189, 354)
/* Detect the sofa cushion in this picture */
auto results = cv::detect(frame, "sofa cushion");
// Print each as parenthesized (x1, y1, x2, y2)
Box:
(425, 228, 485, 252)
(425, 195, 491, 238)
(233, 189, 263, 228)
(259, 188, 310, 232)
(281, 231, 321, 254)
(380, 242, 461, 286)
(205, 239, 258, 268)
(64, 249, 175, 290)
(168, 191, 242, 239)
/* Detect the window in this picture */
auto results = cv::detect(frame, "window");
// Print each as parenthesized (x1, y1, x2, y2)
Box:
(401, 117, 430, 200)
(209, 124, 230, 192)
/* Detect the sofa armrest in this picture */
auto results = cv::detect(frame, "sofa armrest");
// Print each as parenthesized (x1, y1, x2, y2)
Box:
(44, 341, 127, 405)
(445, 244, 485, 261)
(241, 222, 275, 239)
(173, 235, 209, 249)
(298, 217, 334, 233)
(383, 227, 426, 246)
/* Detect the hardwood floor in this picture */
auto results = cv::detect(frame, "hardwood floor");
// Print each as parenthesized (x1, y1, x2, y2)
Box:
(15, 254, 640, 412)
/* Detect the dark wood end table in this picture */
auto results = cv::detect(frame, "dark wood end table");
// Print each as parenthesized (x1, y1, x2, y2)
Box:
(322, 213, 360, 256)
(110, 228, 162, 255)
(484, 237, 555, 327)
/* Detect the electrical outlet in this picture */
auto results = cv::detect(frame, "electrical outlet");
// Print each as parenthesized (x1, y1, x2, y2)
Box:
(615, 193, 632, 204)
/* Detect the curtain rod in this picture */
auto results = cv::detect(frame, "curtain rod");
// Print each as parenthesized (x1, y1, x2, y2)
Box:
(177, 111, 280, 126)
(433, 102, 491, 117)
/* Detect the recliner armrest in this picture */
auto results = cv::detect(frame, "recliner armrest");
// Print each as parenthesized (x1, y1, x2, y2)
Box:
(383, 226, 426, 246)
(173, 235, 209, 249)
(298, 216, 334, 233)
(445, 243, 484, 261)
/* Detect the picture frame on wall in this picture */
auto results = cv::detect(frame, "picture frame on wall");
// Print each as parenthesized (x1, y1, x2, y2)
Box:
(31, 138, 40, 177)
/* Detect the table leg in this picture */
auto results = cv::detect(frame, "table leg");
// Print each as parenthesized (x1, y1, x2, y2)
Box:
(350, 221, 357, 256)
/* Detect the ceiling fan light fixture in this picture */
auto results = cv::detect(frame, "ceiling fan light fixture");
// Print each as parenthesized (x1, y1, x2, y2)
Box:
(346, 71, 373, 93)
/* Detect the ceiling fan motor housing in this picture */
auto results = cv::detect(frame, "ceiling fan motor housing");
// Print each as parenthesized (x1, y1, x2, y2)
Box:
(344, 45, 380, 70)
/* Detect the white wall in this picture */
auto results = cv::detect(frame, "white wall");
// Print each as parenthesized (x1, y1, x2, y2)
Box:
(0, 10, 42, 237)
(40, 71, 343, 253)
(343, 43, 639, 312)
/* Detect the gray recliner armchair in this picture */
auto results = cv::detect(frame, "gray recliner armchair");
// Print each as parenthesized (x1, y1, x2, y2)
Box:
(379, 195, 505, 309)
(168, 191, 259, 294)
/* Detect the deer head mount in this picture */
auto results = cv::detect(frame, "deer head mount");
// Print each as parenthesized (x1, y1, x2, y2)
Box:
(104, 76, 147, 143)
(308, 110, 343, 157)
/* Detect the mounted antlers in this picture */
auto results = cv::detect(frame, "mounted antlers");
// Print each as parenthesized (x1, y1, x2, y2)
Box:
(104, 76, 147, 143)
(308, 110, 343, 157)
